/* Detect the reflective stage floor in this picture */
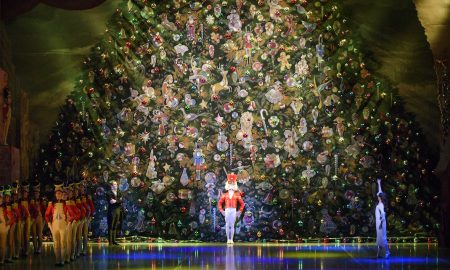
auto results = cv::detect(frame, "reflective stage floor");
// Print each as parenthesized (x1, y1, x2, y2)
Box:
(4, 242, 450, 269)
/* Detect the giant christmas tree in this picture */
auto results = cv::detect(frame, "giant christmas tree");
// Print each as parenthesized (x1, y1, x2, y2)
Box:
(34, 0, 439, 241)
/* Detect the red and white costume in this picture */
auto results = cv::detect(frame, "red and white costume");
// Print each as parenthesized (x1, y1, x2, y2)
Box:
(45, 183, 69, 266)
(75, 186, 87, 258)
(218, 173, 245, 244)
(0, 189, 13, 264)
(66, 183, 80, 261)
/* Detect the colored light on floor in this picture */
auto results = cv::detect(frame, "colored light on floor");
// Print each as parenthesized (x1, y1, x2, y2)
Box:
(5, 243, 450, 270)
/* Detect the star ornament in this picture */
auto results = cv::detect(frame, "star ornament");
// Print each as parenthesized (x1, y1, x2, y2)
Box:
(215, 114, 224, 124)
(163, 163, 171, 172)
(140, 129, 150, 144)
(200, 99, 208, 109)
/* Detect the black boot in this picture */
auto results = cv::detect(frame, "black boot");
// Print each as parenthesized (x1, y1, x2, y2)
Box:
(108, 230, 114, 245)
(113, 230, 120, 245)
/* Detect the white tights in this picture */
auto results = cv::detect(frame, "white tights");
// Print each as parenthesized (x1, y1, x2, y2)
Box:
(225, 208, 237, 242)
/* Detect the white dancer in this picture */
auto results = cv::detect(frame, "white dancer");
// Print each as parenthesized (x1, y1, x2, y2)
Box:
(218, 173, 245, 244)
(376, 178, 390, 259)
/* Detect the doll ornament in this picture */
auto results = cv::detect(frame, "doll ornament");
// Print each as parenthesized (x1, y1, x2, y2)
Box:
(193, 143, 205, 180)
(218, 173, 245, 244)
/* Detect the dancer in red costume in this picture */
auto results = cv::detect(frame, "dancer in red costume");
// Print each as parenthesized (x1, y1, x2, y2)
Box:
(218, 173, 245, 244)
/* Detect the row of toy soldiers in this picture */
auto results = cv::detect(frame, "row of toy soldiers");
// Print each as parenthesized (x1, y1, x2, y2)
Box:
(0, 181, 45, 264)
(0, 179, 94, 266)
(45, 180, 95, 266)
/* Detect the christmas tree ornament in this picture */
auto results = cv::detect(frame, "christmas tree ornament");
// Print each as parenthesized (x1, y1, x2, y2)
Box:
(217, 130, 229, 152)
(180, 168, 190, 186)
(199, 209, 206, 224)
(227, 9, 242, 32)
(302, 164, 316, 187)
(160, 13, 177, 31)
(193, 143, 205, 180)
(284, 129, 299, 158)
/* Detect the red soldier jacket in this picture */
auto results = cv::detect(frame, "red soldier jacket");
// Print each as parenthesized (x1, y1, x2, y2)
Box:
(1, 205, 14, 226)
(76, 198, 86, 219)
(65, 200, 80, 222)
(45, 201, 70, 223)
(81, 197, 91, 217)
(6, 205, 15, 224)
(218, 191, 245, 212)
(86, 196, 95, 217)
(12, 202, 21, 223)
(20, 200, 30, 220)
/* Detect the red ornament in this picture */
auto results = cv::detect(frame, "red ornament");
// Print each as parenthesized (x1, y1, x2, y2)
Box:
(88, 87, 95, 95)
(125, 41, 132, 48)
(230, 66, 236, 72)
(224, 32, 232, 39)
(180, 206, 187, 214)
(212, 94, 219, 101)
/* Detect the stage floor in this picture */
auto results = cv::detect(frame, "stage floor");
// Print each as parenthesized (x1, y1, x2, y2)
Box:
(4, 242, 450, 269)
